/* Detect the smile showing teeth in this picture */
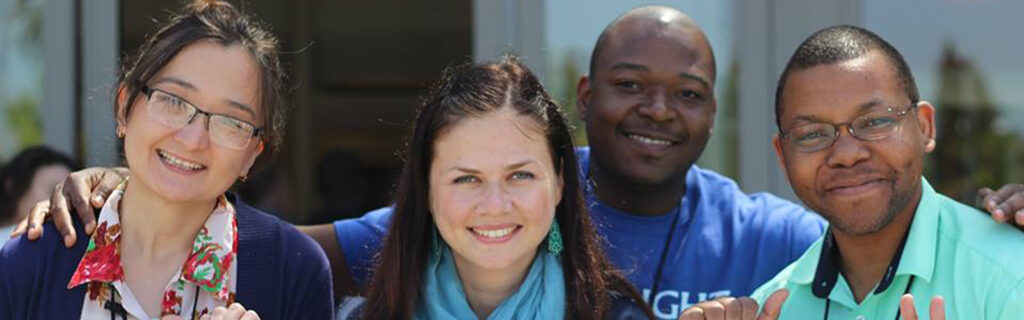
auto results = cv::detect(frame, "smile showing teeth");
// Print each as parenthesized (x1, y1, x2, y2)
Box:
(471, 226, 516, 238)
(158, 150, 206, 171)
(627, 134, 673, 146)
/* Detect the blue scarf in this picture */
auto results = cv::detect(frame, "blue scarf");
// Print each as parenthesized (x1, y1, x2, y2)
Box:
(415, 244, 566, 320)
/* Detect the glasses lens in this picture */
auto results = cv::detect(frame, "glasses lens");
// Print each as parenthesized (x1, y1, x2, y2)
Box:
(146, 91, 194, 128)
(209, 115, 256, 150)
(789, 123, 835, 152)
(852, 112, 900, 140)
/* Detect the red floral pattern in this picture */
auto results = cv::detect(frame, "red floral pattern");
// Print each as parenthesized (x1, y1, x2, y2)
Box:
(71, 187, 238, 319)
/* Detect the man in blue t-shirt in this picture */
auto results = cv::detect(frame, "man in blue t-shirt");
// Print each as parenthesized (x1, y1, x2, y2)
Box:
(18, 5, 1024, 320)
(327, 6, 1018, 319)
(335, 11, 825, 319)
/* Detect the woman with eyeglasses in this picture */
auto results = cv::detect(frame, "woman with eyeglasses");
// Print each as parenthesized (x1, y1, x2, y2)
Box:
(0, 1, 332, 319)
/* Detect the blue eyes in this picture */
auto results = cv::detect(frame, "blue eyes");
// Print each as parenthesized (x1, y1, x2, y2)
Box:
(452, 171, 536, 184)
(511, 171, 535, 180)
(453, 176, 479, 184)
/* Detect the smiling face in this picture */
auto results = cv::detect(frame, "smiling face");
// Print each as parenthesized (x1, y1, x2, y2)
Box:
(773, 50, 936, 236)
(579, 18, 716, 188)
(429, 107, 563, 273)
(120, 40, 264, 203)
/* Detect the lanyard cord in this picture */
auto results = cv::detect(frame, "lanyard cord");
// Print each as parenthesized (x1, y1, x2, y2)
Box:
(191, 287, 201, 319)
(103, 284, 128, 320)
(648, 205, 684, 308)
(822, 276, 915, 320)
(103, 282, 203, 319)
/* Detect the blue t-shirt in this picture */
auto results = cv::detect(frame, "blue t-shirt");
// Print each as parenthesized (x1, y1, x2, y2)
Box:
(334, 147, 826, 319)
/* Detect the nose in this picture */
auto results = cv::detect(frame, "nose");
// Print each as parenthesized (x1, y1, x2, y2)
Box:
(636, 88, 674, 122)
(826, 127, 870, 168)
(477, 183, 512, 216)
(174, 113, 211, 150)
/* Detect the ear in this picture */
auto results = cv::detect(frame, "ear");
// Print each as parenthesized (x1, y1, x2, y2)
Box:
(708, 97, 718, 135)
(115, 84, 130, 130)
(772, 133, 789, 178)
(914, 101, 937, 153)
(240, 140, 265, 177)
(575, 75, 592, 122)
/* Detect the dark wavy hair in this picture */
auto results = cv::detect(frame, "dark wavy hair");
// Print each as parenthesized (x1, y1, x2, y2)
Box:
(0, 146, 80, 223)
(116, 0, 287, 172)
(361, 56, 653, 319)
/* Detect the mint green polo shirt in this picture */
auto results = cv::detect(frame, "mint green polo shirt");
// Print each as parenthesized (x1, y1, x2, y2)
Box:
(752, 179, 1024, 319)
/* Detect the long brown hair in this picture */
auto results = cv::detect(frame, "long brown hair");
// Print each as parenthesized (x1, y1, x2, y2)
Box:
(361, 56, 652, 319)
(115, 0, 287, 172)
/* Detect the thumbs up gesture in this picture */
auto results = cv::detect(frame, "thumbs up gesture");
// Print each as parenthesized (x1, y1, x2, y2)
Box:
(677, 289, 789, 320)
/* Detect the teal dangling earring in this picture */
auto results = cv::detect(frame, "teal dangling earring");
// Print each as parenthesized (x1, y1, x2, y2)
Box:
(547, 217, 563, 255)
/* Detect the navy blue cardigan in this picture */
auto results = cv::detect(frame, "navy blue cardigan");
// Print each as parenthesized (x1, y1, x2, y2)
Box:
(0, 194, 334, 319)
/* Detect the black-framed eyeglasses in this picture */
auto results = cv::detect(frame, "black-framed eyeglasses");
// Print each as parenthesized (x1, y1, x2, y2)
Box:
(141, 85, 263, 151)
(780, 102, 918, 153)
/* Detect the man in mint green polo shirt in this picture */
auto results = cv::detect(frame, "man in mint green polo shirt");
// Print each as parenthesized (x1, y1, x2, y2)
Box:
(750, 25, 1024, 320)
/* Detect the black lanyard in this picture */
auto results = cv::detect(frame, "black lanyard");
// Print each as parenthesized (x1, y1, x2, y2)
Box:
(822, 276, 915, 320)
(818, 218, 916, 320)
(102, 282, 203, 319)
(648, 205, 684, 307)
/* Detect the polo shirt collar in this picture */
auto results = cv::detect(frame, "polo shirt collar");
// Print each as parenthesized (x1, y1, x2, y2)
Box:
(796, 178, 940, 298)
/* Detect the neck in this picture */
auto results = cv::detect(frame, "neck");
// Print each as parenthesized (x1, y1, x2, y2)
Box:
(454, 250, 536, 319)
(589, 163, 687, 216)
(833, 188, 922, 303)
(119, 175, 216, 262)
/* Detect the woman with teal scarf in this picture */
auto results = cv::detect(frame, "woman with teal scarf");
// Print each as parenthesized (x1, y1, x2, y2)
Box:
(351, 57, 654, 320)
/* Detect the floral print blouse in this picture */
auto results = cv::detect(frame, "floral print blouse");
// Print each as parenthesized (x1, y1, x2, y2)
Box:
(67, 187, 238, 319)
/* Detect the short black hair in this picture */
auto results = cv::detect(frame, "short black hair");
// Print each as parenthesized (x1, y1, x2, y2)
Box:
(775, 25, 919, 130)
(0, 146, 80, 222)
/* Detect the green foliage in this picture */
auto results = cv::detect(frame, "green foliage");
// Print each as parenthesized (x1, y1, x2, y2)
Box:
(4, 94, 43, 148)
(929, 42, 1023, 202)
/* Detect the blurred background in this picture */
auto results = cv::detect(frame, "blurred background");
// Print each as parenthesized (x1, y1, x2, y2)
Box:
(0, 0, 1020, 225)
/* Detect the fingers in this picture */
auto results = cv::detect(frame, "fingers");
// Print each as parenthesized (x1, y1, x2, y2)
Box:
(997, 193, 1024, 226)
(47, 183, 77, 247)
(977, 187, 994, 209)
(26, 197, 51, 241)
(90, 168, 125, 207)
(241, 310, 260, 320)
(695, 299, 726, 319)
(192, 304, 259, 320)
(10, 214, 28, 238)
(899, 294, 919, 320)
(930, 296, 945, 320)
(738, 297, 758, 319)
(678, 307, 705, 320)
(756, 289, 788, 320)
(677, 296, 752, 320)
(68, 169, 107, 234)
(982, 184, 1024, 223)
(224, 303, 247, 320)
(207, 305, 228, 319)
